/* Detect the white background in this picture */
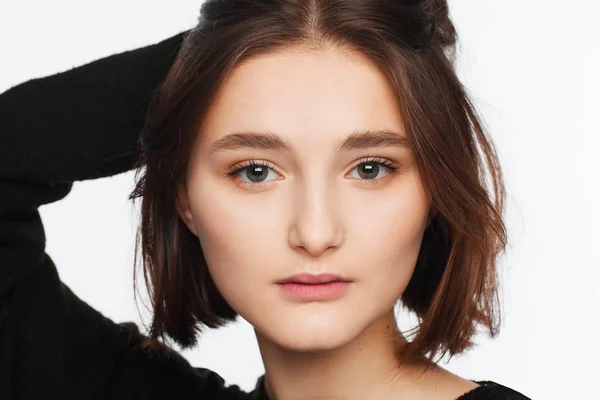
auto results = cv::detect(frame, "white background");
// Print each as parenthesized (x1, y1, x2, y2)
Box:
(1, 1, 598, 399)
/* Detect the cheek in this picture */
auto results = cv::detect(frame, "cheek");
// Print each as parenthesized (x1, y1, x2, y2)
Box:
(188, 176, 255, 255)
(360, 226, 423, 305)
(351, 184, 429, 298)
(186, 183, 274, 306)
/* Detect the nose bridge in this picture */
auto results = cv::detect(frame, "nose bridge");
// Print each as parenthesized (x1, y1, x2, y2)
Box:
(288, 168, 343, 257)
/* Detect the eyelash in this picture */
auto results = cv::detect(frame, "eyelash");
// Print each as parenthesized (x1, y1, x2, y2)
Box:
(224, 156, 401, 189)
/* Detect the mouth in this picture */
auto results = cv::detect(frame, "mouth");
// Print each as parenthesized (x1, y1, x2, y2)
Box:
(276, 273, 352, 301)
(276, 273, 351, 285)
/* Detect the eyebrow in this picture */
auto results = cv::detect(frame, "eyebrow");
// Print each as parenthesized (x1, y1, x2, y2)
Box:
(209, 129, 410, 154)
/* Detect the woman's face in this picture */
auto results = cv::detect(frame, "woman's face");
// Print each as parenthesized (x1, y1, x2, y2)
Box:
(176, 45, 432, 352)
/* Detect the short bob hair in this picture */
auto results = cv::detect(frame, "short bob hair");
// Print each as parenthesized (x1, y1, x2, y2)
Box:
(129, 0, 508, 366)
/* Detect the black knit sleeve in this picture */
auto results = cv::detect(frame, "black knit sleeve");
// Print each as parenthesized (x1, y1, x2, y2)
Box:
(0, 31, 248, 399)
(0, 31, 186, 185)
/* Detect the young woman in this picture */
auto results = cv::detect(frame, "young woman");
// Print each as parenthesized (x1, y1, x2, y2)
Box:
(0, 0, 530, 399)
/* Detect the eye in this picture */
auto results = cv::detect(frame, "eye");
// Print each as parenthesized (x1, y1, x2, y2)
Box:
(225, 159, 280, 189)
(347, 157, 401, 183)
(225, 156, 401, 189)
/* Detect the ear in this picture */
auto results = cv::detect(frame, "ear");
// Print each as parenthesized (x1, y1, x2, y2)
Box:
(175, 183, 199, 236)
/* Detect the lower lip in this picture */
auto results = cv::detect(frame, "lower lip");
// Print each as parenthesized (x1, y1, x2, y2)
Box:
(277, 281, 351, 301)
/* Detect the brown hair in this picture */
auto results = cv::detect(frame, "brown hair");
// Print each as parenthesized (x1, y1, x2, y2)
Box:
(129, 0, 508, 366)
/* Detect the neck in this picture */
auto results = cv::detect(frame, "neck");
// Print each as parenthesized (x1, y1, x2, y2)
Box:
(255, 309, 434, 400)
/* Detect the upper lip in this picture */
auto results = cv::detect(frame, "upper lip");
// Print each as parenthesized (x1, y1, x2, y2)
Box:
(276, 273, 351, 284)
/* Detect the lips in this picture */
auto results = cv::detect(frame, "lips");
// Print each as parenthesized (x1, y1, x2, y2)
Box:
(276, 273, 352, 301)
(276, 273, 351, 285)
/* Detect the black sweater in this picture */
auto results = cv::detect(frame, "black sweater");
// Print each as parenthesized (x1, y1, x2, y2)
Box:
(0, 30, 531, 400)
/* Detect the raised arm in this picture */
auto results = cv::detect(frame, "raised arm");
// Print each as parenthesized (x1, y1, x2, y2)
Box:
(0, 30, 186, 185)
(0, 28, 187, 307)
(0, 30, 248, 399)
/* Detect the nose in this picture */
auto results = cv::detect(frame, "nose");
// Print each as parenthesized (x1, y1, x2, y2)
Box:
(287, 180, 344, 258)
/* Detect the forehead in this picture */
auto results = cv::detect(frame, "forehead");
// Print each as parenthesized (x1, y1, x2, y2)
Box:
(197, 46, 406, 151)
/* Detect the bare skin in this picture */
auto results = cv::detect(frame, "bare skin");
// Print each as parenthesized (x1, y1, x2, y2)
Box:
(258, 309, 479, 400)
(176, 43, 479, 400)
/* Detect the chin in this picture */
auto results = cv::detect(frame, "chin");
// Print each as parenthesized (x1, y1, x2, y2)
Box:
(275, 334, 350, 353)
(268, 317, 363, 353)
